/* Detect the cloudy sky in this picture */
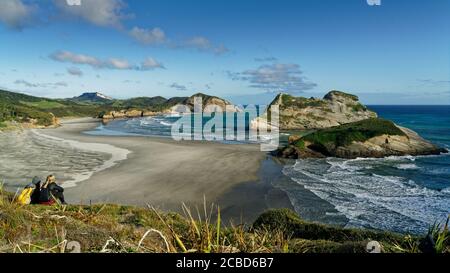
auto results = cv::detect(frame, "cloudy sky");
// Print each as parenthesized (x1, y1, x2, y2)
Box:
(0, 0, 449, 105)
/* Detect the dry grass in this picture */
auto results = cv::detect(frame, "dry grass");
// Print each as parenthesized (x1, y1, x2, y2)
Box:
(0, 188, 448, 253)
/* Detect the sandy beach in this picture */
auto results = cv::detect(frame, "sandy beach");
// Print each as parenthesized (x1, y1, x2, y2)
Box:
(4, 118, 293, 223)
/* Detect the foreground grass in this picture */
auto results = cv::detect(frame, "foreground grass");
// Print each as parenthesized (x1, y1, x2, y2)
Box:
(0, 189, 448, 253)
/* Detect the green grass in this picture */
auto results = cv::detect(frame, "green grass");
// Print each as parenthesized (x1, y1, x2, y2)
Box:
(21, 100, 66, 109)
(325, 90, 359, 101)
(348, 103, 368, 112)
(280, 94, 327, 109)
(0, 188, 448, 253)
(302, 118, 406, 149)
(0, 90, 114, 126)
(294, 139, 305, 149)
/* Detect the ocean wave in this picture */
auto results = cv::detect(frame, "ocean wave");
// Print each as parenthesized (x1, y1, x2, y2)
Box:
(396, 163, 420, 170)
(283, 158, 450, 234)
(31, 130, 130, 188)
(139, 117, 174, 127)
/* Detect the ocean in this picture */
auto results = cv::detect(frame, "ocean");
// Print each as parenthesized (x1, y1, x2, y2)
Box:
(88, 105, 450, 234)
(283, 106, 450, 234)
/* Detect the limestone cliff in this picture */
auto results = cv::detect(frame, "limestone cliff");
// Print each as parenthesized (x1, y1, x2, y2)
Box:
(179, 93, 241, 113)
(256, 91, 377, 130)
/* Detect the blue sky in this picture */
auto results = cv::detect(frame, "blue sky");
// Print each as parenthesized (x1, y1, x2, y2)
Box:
(0, 0, 449, 105)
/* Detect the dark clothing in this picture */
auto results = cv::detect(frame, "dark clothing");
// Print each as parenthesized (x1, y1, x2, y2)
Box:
(39, 187, 51, 203)
(48, 183, 66, 204)
(30, 182, 41, 204)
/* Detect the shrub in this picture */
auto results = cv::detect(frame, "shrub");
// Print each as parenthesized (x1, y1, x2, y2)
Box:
(302, 118, 406, 149)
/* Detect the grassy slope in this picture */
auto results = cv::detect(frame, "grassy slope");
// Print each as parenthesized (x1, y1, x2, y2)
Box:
(0, 89, 221, 125)
(301, 118, 406, 149)
(0, 90, 112, 126)
(1, 189, 447, 253)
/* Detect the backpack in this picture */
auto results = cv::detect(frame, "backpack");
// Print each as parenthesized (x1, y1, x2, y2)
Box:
(16, 187, 34, 205)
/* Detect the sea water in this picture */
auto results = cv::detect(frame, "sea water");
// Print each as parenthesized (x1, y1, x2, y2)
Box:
(283, 106, 450, 234)
(89, 106, 450, 234)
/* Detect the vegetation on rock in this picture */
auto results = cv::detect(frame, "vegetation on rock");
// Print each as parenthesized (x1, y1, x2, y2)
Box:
(302, 118, 406, 149)
(262, 91, 378, 130)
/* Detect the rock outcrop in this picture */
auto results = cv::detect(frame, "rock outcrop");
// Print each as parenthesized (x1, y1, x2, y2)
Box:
(102, 109, 168, 120)
(256, 91, 377, 130)
(276, 118, 447, 159)
(102, 93, 240, 120)
(180, 93, 241, 113)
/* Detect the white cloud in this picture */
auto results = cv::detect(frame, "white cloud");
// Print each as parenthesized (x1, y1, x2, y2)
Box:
(228, 63, 317, 93)
(0, 0, 36, 30)
(67, 67, 83, 77)
(54, 0, 130, 28)
(50, 50, 165, 71)
(15, 79, 68, 88)
(129, 27, 166, 45)
(141, 57, 165, 70)
(51, 51, 102, 67)
(182, 36, 229, 55)
(107, 58, 132, 70)
(169, 83, 187, 91)
(129, 27, 229, 56)
(255, 57, 278, 62)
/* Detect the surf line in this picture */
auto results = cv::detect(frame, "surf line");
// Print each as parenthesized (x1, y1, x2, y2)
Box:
(31, 129, 131, 188)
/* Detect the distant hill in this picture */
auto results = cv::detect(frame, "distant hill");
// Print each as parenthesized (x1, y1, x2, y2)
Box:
(0, 89, 113, 127)
(70, 92, 113, 104)
(0, 89, 242, 125)
(113, 96, 168, 109)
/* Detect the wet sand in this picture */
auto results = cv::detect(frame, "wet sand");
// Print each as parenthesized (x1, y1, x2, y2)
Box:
(31, 118, 294, 223)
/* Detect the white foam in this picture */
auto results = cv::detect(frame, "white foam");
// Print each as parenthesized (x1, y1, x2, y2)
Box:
(31, 130, 131, 188)
(159, 121, 173, 126)
(396, 163, 420, 170)
(283, 157, 450, 233)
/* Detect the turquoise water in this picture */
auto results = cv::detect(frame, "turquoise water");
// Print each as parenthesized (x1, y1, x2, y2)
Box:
(88, 106, 450, 234)
(87, 114, 277, 144)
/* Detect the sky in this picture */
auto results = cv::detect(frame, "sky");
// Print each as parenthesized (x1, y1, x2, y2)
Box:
(0, 0, 449, 105)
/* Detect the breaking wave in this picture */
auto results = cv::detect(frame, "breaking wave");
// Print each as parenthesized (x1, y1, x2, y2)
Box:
(282, 154, 450, 234)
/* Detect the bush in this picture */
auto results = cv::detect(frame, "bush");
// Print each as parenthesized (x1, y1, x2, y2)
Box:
(253, 209, 405, 244)
(302, 118, 406, 149)
(253, 209, 302, 233)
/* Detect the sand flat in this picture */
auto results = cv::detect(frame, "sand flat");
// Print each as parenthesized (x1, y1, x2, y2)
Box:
(37, 118, 269, 214)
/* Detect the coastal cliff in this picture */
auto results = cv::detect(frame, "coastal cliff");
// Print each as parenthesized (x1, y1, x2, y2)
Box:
(277, 118, 447, 159)
(255, 91, 378, 130)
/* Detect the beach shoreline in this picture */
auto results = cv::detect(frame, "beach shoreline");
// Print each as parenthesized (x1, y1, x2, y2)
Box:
(29, 118, 294, 223)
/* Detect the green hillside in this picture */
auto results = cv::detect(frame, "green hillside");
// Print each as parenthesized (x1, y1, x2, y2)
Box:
(0, 89, 237, 127)
(0, 90, 111, 126)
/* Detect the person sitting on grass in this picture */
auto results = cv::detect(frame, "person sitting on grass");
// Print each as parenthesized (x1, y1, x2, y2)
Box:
(39, 175, 67, 205)
(30, 176, 42, 205)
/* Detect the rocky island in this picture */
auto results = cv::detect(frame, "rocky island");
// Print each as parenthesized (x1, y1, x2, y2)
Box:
(270, 91, 447, 159)
(255, 90, 378, 131)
